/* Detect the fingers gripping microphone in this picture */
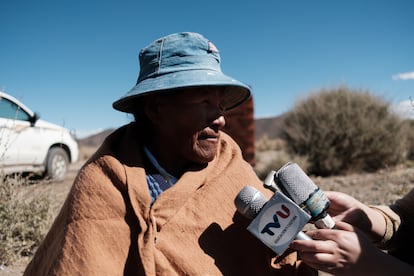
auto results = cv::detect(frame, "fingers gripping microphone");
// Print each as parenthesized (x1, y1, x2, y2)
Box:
(235, 186, 311, 256)
(274, 162, 335, 229)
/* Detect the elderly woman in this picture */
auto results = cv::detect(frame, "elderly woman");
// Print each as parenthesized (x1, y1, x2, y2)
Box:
(24, 32, 314, 275)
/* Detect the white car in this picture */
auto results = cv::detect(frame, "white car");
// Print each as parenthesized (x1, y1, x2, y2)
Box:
(0, 91, 79, 181)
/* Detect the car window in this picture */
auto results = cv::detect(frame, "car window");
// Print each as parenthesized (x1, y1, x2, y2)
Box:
(0, 97, 31, 121)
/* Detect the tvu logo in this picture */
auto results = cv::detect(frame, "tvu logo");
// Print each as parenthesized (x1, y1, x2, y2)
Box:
(260, 204, 290, 236)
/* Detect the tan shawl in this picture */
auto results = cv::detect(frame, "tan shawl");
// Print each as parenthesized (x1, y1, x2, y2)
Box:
(24, 123, 314, 275)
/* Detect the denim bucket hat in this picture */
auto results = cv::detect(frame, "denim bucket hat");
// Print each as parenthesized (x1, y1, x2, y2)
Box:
(113, 32, 251, 113)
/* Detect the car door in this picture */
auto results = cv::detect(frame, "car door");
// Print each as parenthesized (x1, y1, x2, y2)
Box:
(0, 96, 37, 167)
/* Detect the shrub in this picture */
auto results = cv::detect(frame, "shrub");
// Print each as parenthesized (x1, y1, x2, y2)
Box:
(256, 136, 287, 152)
(280, 86, 407, 176)
(254, 137, 309, 180)
(0, 175, 51, 266)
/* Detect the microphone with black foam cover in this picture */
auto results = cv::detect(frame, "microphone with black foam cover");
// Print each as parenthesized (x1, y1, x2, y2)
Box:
(274, 162, 335, 229)
(235, 186, 311, 255)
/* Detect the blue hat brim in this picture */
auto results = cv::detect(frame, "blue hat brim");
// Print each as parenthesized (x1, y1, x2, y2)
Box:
(113, 69, 251, 113)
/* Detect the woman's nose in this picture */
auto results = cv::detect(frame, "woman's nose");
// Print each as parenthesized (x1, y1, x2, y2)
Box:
(211, 114, 226, 130)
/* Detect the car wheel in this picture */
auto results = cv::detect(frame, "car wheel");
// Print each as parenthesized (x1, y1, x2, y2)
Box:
(45, 147, 69, 182)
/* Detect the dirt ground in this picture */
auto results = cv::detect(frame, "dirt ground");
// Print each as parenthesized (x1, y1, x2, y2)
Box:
(2, 152, 414, 275)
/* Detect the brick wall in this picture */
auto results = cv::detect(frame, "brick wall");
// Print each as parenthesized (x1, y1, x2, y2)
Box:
(223, 97, 255, 166)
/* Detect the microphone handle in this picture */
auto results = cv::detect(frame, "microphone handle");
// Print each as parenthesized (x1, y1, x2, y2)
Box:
(314, 214, 336, 229)
(296, 231, 312, 240)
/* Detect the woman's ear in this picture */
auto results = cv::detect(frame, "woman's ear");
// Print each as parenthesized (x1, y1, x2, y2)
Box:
(144, 95, 162, 125)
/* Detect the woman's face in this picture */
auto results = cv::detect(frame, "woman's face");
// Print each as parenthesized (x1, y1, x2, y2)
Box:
(150, 87, 227, 166)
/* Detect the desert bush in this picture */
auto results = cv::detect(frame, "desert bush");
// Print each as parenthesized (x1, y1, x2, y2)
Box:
(280, 86, 407, 176)
(254, 147, 309, 180)
(256, 136, 287, 152)
(0, 174, 51, 266)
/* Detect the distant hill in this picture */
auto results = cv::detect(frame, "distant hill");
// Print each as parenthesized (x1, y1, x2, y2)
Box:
(77, 129, 115, 148)
(254, 114, 285, 140)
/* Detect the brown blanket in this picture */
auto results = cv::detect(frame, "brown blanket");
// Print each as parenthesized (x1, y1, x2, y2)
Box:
(24, 123, 314, 275)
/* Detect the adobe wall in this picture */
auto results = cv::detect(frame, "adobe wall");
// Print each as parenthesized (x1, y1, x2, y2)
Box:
(223, 97, 255, 166)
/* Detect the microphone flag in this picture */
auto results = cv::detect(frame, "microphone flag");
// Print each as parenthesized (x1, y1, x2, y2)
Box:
(246, 191, 311, 255)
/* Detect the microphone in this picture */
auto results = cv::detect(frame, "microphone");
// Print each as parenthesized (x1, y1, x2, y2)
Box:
(235, 186, 311, 255)
(273, 162, 335, 229)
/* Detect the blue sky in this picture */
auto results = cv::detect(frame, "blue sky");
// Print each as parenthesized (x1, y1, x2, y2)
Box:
(1, 0, 413, 138)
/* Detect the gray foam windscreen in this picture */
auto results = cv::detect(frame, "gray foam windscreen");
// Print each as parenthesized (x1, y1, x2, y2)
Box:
(275, 162, 318, 204)
(234, 186, 267, 220)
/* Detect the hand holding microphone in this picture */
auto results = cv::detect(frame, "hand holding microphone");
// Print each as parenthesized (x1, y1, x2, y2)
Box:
(234, 186, 311, 256)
